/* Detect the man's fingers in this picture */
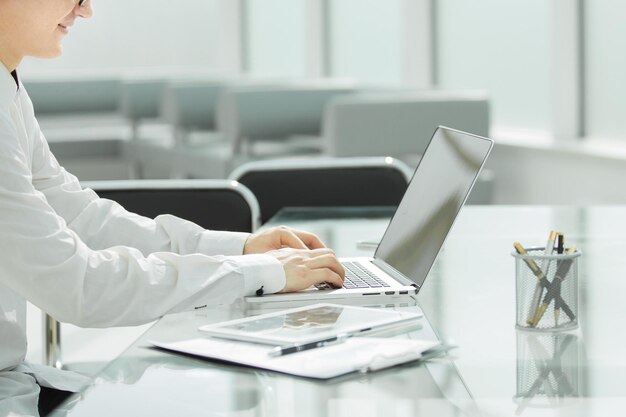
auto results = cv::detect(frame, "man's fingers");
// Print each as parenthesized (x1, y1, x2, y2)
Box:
(271, 245, 344, 293)
(245, 226, 329, 255)
(305, 254, 345, 279)
(278, 228, 308, 250)
(291, 229, 326, 249)
(305, 268, 344, 289)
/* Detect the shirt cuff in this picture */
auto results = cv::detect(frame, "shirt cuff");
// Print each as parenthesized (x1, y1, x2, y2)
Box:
(197, 231, 250, 256)
(230, 254, 286, 295)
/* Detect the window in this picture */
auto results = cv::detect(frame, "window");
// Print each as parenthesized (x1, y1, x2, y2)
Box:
(329, 0, 404, 85)
(584, 0, 626, 140)
(247, 0, 308, 78)
(437, 0, 552, 133)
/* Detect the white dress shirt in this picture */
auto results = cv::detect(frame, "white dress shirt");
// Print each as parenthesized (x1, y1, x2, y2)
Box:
(0, 65, 285, 415)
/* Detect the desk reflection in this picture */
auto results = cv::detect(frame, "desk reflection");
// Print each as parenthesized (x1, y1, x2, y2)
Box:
(48, 305, 479, 417)
(515, 330, 581, 414)
(50, 352, 478, 417)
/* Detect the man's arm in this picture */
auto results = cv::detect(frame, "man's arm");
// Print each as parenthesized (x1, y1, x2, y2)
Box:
(22, 94, 246, 258)
(0, 109, 286, 327)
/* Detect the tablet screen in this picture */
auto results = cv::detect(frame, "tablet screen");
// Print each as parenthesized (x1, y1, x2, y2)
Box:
(199, 303, 421, 345)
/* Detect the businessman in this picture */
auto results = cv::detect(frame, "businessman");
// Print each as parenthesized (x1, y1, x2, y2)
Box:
(0, 1, 344, 415)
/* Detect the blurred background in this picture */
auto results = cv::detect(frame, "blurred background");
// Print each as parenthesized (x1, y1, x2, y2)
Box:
(19, 0, 626, 370)
(19, 0, 626, 204)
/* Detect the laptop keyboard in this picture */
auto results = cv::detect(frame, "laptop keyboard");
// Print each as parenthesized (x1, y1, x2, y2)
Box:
(315, 261, 391, 290)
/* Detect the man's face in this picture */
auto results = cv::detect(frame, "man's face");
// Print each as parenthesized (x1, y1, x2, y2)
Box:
(0, 0, 93, 62)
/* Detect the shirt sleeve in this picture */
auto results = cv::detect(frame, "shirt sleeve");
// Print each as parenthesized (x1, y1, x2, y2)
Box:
(22, 94, 247, 259)
(0, 109, 285, 329)
(20, 88, 285, 296)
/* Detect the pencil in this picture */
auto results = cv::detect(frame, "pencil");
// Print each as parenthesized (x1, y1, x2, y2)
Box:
(554, 233, 564, 326)
(531, 246, 577, 327)
(528, 232, 557, 325)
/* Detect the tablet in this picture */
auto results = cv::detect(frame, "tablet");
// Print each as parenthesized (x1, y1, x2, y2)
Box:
(198, 303, 421, 345)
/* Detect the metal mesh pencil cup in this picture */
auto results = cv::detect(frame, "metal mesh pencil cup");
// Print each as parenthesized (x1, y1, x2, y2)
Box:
(512, 247, 580, 332)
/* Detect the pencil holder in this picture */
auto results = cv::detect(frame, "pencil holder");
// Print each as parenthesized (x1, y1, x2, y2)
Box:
(512, 247, 580, 332)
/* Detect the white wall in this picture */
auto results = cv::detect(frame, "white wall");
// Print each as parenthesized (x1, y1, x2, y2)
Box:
(19, 0, 224, 78)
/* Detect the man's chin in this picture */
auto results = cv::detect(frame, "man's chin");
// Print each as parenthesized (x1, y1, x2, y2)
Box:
(32, 46, 63, 60)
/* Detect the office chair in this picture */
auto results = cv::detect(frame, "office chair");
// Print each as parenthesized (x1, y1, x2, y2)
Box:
(216, 83, 356, 156)
(120, 78, 168, 140)
(122, 79, 230, 179)
(229, 157, 413, 224)
(85, 179, 260, 232)
(321, 91, 495, 203)
(157, 82, 357, 181)
(322, 90, 490, 161)
(44, 179, 260, 370)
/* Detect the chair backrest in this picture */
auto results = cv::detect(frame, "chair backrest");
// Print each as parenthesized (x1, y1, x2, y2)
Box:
(120, 78, 168, 122)
(323, 90, 490, 158)
(217, 84, 357, 155)
(230, 157, 412, 224)
(24, 78, 123, 115)
(82, 179, 261, 232)
(161, 80, 232, 133)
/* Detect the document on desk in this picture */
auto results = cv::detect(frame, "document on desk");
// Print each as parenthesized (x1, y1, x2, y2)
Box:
(151, 337, 440, 379)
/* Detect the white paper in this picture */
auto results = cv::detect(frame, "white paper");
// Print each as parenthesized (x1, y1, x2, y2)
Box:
(151, 337, 440, 379)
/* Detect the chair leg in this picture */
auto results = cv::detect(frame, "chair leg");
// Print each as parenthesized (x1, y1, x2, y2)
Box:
(43, 313, 63, 369)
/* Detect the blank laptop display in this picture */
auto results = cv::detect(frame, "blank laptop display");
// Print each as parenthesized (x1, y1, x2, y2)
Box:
(373, 126, 494, 290)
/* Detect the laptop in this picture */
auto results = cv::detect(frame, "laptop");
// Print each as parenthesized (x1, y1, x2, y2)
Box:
(246, 126, 494, 303)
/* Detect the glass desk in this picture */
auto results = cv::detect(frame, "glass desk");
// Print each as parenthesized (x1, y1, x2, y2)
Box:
(51, 206, 626, 416)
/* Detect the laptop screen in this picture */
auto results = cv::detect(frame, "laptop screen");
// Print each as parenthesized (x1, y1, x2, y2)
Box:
(374, 127, 493, 288)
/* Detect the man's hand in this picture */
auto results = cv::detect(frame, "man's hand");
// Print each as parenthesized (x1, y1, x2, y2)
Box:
(266, 248, 345, 293)
(244, 226, 326, 254)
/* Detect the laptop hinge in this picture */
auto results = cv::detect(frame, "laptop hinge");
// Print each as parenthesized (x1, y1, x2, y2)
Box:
(371, 258, 419, 289)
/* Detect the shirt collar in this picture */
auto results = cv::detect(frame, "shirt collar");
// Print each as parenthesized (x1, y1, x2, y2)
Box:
(0, 64, 20, 110)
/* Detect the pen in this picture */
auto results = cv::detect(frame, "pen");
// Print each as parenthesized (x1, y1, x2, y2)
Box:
(553, 278, 563, 326)
(513, 242, 549, 284)
(531, 246, 577, 327)
(513, 242, 575, 326)
(514, 242, 551, 289)
(556, 233, 564, 254)
(268, 334, 350, 357)
(526, 231, 557, 326)
(554, 234, 564, 325)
